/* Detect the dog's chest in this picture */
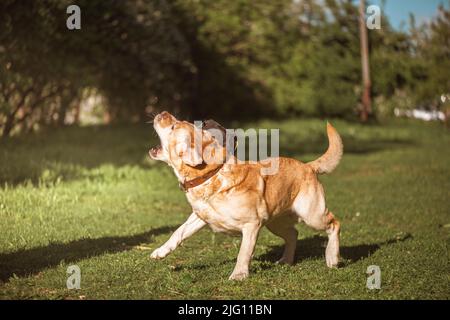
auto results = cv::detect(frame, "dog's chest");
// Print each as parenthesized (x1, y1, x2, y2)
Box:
(187, 195, 241, 234)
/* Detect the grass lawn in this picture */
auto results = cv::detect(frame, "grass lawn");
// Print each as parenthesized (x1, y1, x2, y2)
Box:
(0, 118, 448, 299)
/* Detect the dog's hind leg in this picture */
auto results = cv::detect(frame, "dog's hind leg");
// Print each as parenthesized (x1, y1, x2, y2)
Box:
(297, 207, 340, 268)
(266, 214, 298, 265)
(292, 185, 340, 268)
(324, 211, 340, 268)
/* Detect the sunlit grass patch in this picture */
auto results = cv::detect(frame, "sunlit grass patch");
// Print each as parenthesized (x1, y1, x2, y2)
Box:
(0, 119, 449, 299)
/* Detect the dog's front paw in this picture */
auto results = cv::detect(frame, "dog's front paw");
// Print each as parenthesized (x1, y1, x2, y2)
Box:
(228, 270, 249, 281)
(325, 241, 340, 268)
(326, 255, 339, 268)
(325, 249, 339, 268)
(150, 247, 170, 260)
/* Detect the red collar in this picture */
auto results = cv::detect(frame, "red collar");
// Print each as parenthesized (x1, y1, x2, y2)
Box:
(179, 164, 224, 192)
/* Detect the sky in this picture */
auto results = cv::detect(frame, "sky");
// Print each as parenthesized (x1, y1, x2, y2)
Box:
(369, 0, 449, 30)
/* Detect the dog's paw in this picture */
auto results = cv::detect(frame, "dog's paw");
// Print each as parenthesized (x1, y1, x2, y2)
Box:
(150, 247, 170, 260)
(228, 271, 249, 281)
(325, 242, 340, 268)
(325, 253, 339, 268)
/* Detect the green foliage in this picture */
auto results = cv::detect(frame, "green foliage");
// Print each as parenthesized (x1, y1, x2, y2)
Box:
(0, 0, 192, 135)
(412, 5, 450, 107)
(370, 3, 450, 115)
(176, 0, 361, 118)
(0, 119, 449, 299)
(0, 0, 449, 136)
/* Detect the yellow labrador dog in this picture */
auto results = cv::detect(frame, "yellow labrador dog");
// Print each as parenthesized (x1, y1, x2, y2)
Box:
(149, 111, 342, 280)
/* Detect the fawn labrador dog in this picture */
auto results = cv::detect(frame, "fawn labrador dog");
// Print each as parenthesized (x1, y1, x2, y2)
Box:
(149, 111, 342, 280)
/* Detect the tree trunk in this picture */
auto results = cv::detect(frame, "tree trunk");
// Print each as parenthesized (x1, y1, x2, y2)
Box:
(57, 88, 77, 126)
(57, 97, 69, 126)
(1, 88, 33, 138)
(359, 0, 372, 122)
(2, 113, 15, 138)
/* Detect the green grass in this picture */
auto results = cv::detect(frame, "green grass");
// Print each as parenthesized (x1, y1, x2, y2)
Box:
(0, 118, 449, 299)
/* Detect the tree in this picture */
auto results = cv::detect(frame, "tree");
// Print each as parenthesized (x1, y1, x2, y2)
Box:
(359, 0, 372, 121)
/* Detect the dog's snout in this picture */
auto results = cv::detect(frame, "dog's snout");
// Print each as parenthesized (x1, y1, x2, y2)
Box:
(160, 111, 170, 118)
(155, 111, 170, 122)
(154, 111, 175, 128)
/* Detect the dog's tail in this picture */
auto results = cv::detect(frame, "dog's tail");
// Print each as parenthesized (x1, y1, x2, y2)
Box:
(307, 122, 343, 175)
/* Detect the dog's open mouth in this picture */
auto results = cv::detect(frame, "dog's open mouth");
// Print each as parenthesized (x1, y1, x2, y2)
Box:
(149, 145, 162, 158)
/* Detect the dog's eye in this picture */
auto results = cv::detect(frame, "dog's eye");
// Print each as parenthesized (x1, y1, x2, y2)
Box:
(171, 124, 175, 130)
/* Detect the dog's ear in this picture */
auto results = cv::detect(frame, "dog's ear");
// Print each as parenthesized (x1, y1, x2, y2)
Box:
(201, 127, 228, 165)
(203, 119, 236, 157)
(202, 119, 227, 147)
(174, 128, 203, 167)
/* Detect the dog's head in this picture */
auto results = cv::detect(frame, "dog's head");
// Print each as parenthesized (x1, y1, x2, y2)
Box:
(150, 111, 228, 180)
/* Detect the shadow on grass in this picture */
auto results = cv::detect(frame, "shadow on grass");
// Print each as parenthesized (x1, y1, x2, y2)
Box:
(256, 233, 413, 267)
(167, 233, 413, 273)
(0, 225, 177, 283)
(0, 229, 413, 282)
